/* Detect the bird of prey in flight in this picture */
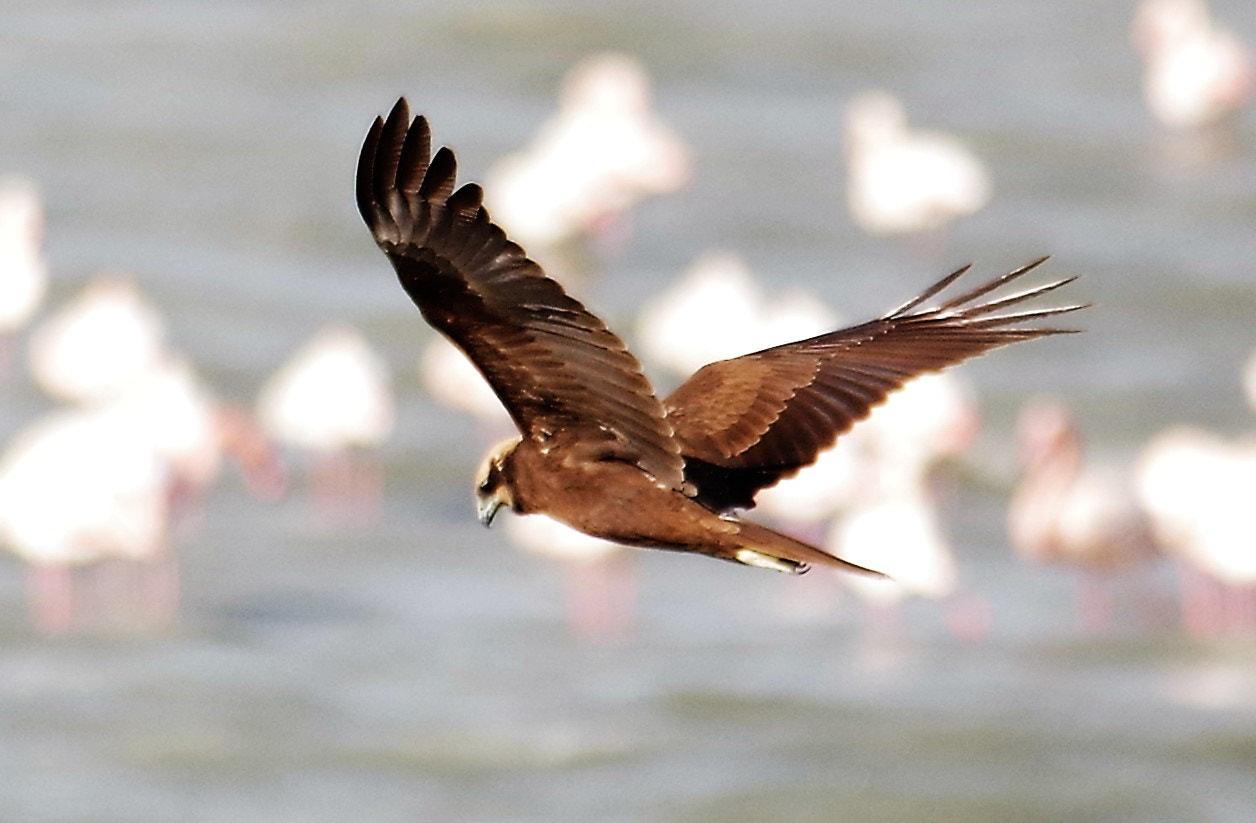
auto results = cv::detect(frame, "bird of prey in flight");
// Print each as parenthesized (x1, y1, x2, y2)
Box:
(357, 98, 1083, 576)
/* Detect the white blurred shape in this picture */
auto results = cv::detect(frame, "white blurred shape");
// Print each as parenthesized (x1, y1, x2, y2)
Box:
(756, 442, 864, 527)
(636, 251, 837, 378)
(27, 275, 166, 403)
(855, 371, 979, 491)
(755, 288, 840, 351)
(1136, 426, 1256, 586)
(635, 251, 761, 375)
(258, 325, 395, 453)
(485, 53, 690, 250)
(827, 492, 957, 606)
(764, 373, 977, 526)
(0, 406, 168, 568)
(844, 90, 991, 236)
(103, 355, 225, 492)
(1009, 398, 1156, 571)
(0, 402, 174, 633)
(1133, 0, 1254, 129)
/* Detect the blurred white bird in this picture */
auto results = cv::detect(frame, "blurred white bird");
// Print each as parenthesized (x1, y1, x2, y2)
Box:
(1136, 426, 1256, 636)
(1011, 399, 1157, 570)
(0, 177, 48, 370)
(29, 275, 279, 501)
(1009, 398, 1160, 631)
(761, 372, 976, 525)
(485, 53, 690, 254)
(1, 347, 284, 633)
(0, 404, 171, 633)
(826, 491, 959, 608)
(754, 443, 865, 535)
(257, 324, 394, 518)
(635, 251, 837, 379)
(109, 354, 286, 517)
(27, 275, 166, 404)
(635, 251, 762, 376)
(844, 90, 992, 238)
(847, 371, 979, 493)
(1133, 0, 1254, 129)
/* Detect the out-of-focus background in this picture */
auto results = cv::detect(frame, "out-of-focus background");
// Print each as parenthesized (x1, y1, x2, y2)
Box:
(3, 1, 1256, 821)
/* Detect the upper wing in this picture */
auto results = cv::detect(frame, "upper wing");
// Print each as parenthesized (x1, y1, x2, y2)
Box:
(357, 98, 684, 489)
(664, 258, 1084, 511)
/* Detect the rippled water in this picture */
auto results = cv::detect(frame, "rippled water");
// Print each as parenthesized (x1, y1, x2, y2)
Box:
(2, 2, 1256, 821)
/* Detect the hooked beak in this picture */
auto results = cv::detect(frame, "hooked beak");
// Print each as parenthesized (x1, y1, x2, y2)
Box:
(477, 495, 503, 528)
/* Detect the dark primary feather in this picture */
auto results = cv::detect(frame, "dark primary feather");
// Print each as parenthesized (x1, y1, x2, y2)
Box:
(357, 98, 685, 490)
(664, 257, 1086, 512)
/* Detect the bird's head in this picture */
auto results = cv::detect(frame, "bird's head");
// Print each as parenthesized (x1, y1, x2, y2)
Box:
(474, 436, 521, 527)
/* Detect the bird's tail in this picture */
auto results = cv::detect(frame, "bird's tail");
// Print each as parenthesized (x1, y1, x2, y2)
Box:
(731, 520, 886, 578)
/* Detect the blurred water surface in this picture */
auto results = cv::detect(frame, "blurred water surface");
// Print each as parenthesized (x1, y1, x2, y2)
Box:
(2, 1, 1256, 821)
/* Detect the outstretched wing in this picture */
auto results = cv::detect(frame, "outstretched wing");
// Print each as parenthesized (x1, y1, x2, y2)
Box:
(357, 98, 684, 489)
(664, 258, 1084, 511)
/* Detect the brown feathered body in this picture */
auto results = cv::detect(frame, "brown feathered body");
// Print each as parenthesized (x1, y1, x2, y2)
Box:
(357, 98, 1085, 576)
(493, 431, 847, 572)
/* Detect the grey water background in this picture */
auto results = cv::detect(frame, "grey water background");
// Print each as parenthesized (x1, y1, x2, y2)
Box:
(3, 1, 1256, 821)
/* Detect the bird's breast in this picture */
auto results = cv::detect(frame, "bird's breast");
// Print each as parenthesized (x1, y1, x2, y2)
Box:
(508, 445, 721, 548)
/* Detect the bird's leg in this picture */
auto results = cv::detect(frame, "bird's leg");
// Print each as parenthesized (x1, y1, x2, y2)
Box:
(1076, 571, 1115, 633)
(349, 454, 385, 520)
(566, 553, 636, 643)
(309, 450, 346, 515)
(27, 564, 74, 635)
(1221, 582, 1256, 635)
(1177, 562, 1224, 638)
(140, 545, 179, 626)
(941, 590, 991, 643)
(309, 449, 382, 525)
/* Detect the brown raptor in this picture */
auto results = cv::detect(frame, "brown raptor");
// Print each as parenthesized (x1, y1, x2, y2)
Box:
(356, 98, 1084, 576)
